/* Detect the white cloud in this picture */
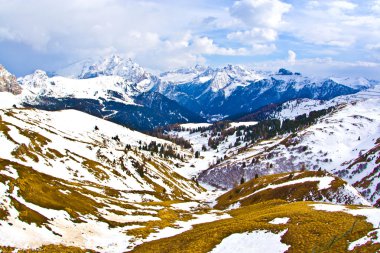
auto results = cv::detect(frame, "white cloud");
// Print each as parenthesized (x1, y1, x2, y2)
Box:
(227, 28, 277, 43)
(288, 50, 296, 65)
(285, 1, 380, 49)
(0, 0, 380, 78)
(226, 0, 291, 55)
(328, 1, 357, 11)
(0, 0, 246, 71)
(250, 43, 277, 55)
(191, 36, 249, 56)
(123, 34, 250, 71)
(230, 0, 291, 28)
(227, 28, 278, 54)
(372, 0, 380, 13)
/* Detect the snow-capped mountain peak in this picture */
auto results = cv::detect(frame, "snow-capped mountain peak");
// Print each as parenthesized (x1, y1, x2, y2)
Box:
(18, 69, 49, 89)
(210, 70, 232, 92)
(55, 54, 157, 91)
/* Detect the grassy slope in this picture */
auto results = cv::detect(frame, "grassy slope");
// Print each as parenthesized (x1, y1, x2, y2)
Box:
(132, 200, 379, 253)
(215, 170, 361, 210)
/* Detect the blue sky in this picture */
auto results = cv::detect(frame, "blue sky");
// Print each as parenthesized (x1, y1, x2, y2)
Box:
(0, 0, 380, 78)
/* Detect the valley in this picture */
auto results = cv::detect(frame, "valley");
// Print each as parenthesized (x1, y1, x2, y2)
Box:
(0, 60, 379, 252)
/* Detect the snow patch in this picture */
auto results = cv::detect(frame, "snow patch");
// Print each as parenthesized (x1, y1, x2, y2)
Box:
(180, 123, 212, 130)
(146, 213, 231, 242)
(240, 177, 336, 201)
(228, 122, 258, 129)
(0, 92, 21, 109)
(209, 230, 289, 253)
(311, 204, 380, 228)
(348, 229, 380, 251)
(269, 217, 290, 225)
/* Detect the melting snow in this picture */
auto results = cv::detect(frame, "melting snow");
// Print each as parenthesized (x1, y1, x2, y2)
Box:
(269, 217, 290, 225)
(240, 177, 336, 201)
(348, 229, 380, 251)
(209, 230, 289, 253)
(228, 122, 258, 129)
(171, 202, 200, 211)
(146, 213, 231, 242)
(180, 123, 212, 129)
(311, 204, 380, 227)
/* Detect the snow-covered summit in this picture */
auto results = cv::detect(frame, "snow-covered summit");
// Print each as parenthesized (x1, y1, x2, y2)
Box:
(18, 71, 137, 105)
(56, 54, 158, 92)
(18, 70, 49, 90)
(207, 65, 263, 95)
(17, 56, 163, 103)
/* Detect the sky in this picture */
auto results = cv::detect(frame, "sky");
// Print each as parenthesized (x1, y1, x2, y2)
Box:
(0, 0, 380, 78)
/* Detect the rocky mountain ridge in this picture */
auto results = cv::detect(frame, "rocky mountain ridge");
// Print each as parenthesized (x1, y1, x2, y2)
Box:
(0, 65, 22, 95)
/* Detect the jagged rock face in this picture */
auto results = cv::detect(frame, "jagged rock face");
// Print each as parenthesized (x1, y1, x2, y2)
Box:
(0, 65, 22, 95)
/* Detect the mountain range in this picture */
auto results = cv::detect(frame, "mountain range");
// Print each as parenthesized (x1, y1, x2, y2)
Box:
(1, 55, 376, 130)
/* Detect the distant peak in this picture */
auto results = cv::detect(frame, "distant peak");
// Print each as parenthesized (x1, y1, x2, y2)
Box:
(278, 68, 293, 75)
(194, 64, 206, 71)
(33, 69, 48, 76)
(109, 54, 122, 61)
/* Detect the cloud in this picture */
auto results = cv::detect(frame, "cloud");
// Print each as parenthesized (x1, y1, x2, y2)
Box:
(226, 28, 278, 54)
(226, 0, 291, 55)
(286, 1, 380, 50)
(366, 43, 380, 50)
(328, 1, 357, 11)
(122, 33, 251, 71)
(191, 37, 249, 56)
(0, 0, 243, 69)
(227, 28, 277, 43)
(253, 57, 380, 79)
(0, 0, 380, 78)
(230, 0, 291, 28)
(288, 50, 296, 65)
(372, 0, 380, 13)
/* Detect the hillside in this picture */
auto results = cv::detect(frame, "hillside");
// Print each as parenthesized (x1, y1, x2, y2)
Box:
(0, 106, 378, 252)
(214, 171, 370, 210)
(0, 108, 231, 252)
(162, 87, 380, 207)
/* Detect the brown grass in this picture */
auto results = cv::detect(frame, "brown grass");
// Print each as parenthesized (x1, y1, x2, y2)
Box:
(132, 200, 379, 253)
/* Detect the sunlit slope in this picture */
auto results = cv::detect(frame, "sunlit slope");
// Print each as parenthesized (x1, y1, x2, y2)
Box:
(132, 200, 380, 253)
(0, 108, 216, 252)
